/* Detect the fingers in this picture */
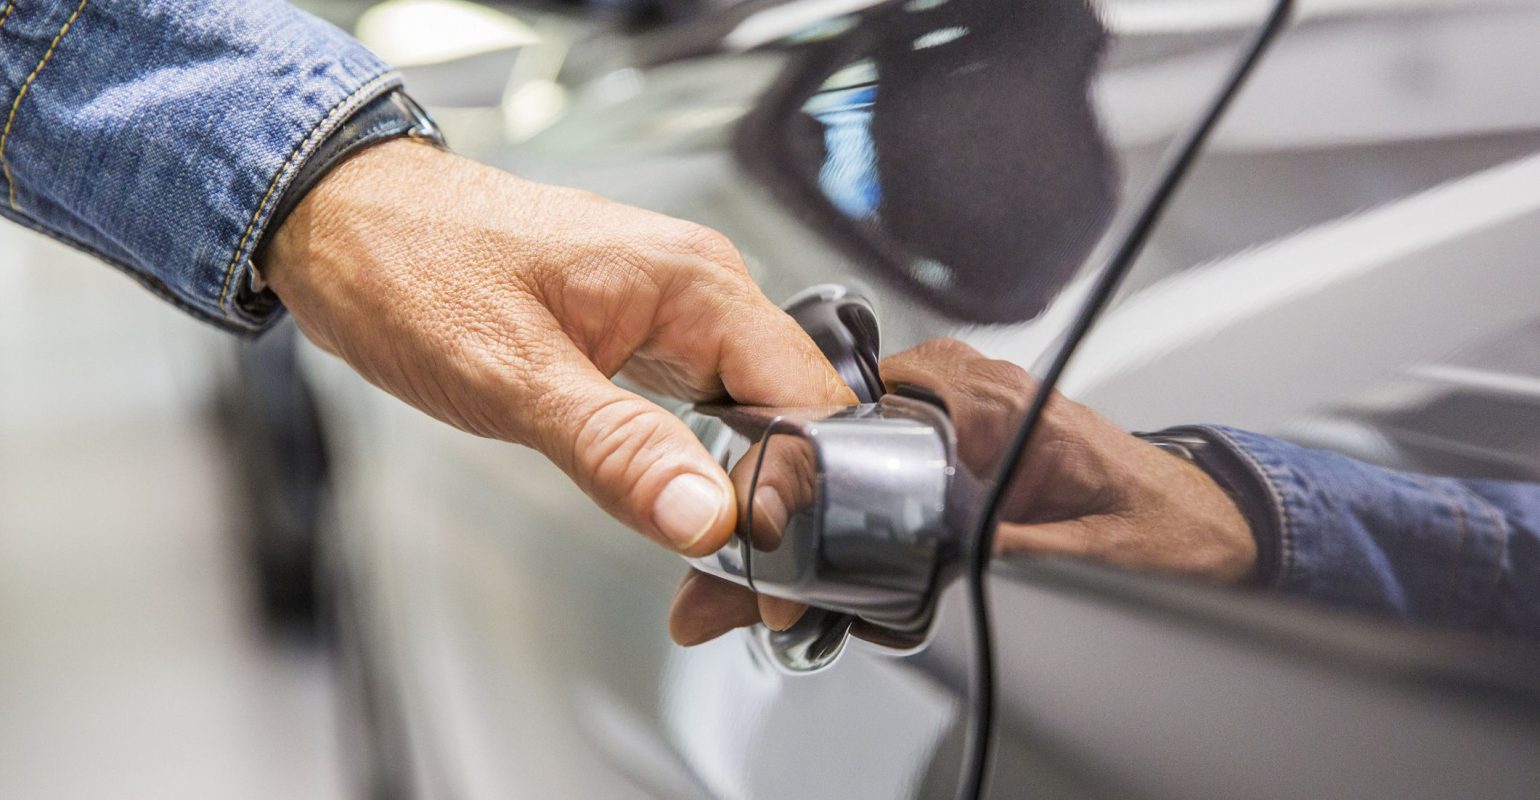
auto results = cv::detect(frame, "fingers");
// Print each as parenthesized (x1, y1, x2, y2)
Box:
(663, 409, 817, 646)
(881, 338, 1039, 477)
(627, 233, 858, 409)
(669, 570, 762, 646)
(714, 300, 859, 407)
(743, 434, 819, 551)
(741, 438, 811, 629)
(882, 338, 1109, 524)
(674, 436, 814, 645)
(666, 569, 806, 647)
(757, 595, 807, 631)
(525, 227, 854, 565)
(522, 340, 738, 557)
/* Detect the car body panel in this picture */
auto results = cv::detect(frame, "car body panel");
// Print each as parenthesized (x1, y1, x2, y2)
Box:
(304, 1, 1540, 798)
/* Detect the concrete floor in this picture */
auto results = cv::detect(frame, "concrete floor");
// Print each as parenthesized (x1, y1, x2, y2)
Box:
(0, 226, 347, 799)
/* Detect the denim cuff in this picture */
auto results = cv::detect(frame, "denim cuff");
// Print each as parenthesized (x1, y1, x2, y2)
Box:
(0, 0, 398, 335)
(218, 72, 405, 331)
(1150, 426, 1286, 587)
(1188, 425, 1511, 627)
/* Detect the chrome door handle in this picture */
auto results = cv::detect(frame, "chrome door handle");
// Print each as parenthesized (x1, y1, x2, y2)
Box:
(682, 285, 976, 664)
(685, 394, 973, 635)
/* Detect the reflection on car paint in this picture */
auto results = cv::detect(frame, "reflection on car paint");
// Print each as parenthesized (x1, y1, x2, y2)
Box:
(738, 0, 1120, 324)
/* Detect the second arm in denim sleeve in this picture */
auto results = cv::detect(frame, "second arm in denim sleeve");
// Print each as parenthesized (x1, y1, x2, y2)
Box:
(1197, 426, 1540, 635)
(0, 0, 399, 334)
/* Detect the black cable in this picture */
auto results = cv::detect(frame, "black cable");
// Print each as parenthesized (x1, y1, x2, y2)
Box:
(952, 3, 1294, 798)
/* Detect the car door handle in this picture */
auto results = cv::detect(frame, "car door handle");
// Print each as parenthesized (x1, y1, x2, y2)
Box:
(681, 286, 978, 644)
(685, 395, 972, 634)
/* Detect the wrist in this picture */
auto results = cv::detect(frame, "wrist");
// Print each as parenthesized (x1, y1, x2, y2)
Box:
(263, 139, 448, 321)
(1139, 428, 1278, 585)
(256, 89, 445, 300)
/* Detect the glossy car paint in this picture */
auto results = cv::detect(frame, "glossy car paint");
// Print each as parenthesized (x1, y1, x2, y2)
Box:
(305, 1, 1540, 797)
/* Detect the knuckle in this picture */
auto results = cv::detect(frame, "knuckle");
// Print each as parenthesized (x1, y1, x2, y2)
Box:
(918, 337, 979, 360)
(885, 338, 957, 373)
(968, 357, 1035, 394)
(955, 361, 1034, 425)
(671, 223, 745, 271)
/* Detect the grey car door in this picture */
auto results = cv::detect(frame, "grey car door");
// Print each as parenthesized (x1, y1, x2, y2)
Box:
(307, 1, 1540, 798)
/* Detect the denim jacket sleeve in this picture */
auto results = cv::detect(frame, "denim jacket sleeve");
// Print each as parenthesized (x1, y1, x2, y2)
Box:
(0, 0, 398, 334)
(1184, 425, 1540, 636)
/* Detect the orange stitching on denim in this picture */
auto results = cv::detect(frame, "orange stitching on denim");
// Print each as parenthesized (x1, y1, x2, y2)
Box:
(216, 71, 398, 311)
(2, 0, 88, 211)
(0, 0, 17, 34)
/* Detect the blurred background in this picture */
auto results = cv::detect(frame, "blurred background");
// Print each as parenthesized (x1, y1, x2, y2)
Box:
(0, 223, 347, 797)
(0, 1, 535, 796)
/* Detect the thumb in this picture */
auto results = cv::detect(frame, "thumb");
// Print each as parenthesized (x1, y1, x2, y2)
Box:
(526, 352, 737, 557)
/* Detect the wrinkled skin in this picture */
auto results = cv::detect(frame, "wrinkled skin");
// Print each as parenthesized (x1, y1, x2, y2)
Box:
(265, 140, 857, 558)
(670, 338, 1255, 646)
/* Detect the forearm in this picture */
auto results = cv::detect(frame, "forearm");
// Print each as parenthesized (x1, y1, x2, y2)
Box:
(1181, 425, 1540, 635)
(0, 0, 393, 333)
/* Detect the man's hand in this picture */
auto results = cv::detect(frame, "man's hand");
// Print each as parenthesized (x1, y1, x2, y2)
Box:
(882, 339, 1255, 579)
(263, 140, 857, 556)
(669, 338, 1256, 645)
(669, 434, 816, 645)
